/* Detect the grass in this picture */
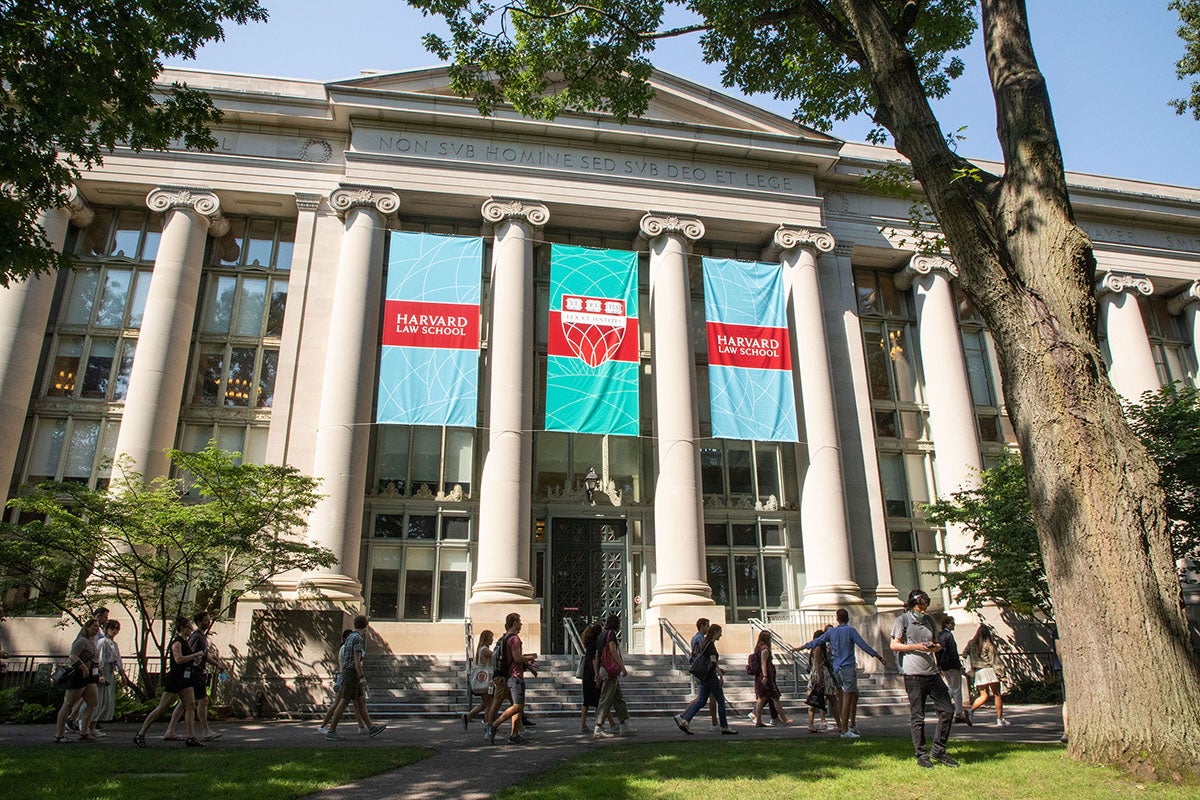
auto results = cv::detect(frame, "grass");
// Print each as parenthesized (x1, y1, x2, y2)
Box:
(0, 746, 431, 800)
(496, 738, 1197, 800)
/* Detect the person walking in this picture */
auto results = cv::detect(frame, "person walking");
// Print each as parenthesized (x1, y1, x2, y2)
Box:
(54, 618, 101, 742)
(134, 616, 205, 748)
(464, 629, 495, 729)
(164, 611, 224, 741)
(891, 589, 958, 769)
(67, 607, 109, 734)
(673, 623, 736, 735)
(688, 618, 719, 730)
(750, 630, 790, 726)
(320, 629, 370, 735)
(484, 612, 538, 745)
(591, 615, 635, 739)
(937, 615, 971, 725)
(93, 620, 129, 730)
(966, 624, 1009, 726)
(805, 628, 838, 733)
(578, 622, 604, 733)
(795, 609, 885, 738)
(323, 615, 387, 741)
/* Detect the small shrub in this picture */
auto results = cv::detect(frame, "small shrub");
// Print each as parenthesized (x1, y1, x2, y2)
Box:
(1003, 676, 1063, 704)
(13, 702, 57, 723)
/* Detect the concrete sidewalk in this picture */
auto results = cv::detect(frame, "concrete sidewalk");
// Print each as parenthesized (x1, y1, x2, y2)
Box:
(0, 704, 1067, 800)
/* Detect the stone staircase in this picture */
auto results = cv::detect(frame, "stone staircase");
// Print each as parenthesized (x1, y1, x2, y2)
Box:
(293, 653, 910, 720)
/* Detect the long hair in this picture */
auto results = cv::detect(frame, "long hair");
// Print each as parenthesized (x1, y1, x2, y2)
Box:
(755, 630, 772, 650)
(705, 623, 723, 644)
(582, 622, 601, 648)
(968, 624, 993, 653)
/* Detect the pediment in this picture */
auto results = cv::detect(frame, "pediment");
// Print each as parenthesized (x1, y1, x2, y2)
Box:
(329, 66, 837, 142)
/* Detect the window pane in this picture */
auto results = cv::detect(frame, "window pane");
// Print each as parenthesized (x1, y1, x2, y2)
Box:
(407, 515, 437, 540)
(110, 211, 143, 258)
(889, 327, 919, 402)
(763, 556, 786, 609)
(761, 523, 784, 547)
(963, 332, 994, 406)
(904, 453, 930, 513)
(27, 419, 67, 483)
(706, 556, 730, 607)
(191, 345, 225, 406)
(438, 549, 468, 619)
(864, 329, 892, 401)
(874, 410, 898, 437)
(80, 338, 116, 399)
(727, 443, 753, 496)
(63, 421, 100, 482)
(403, 548, 435, 620)
(609, 434, 641, 503)
(235, 278, 268, 337)
(700, 445, 725, 496)
(47, 337, 83, 397)
(535, 431, 568, 496)
(201, 276, 237, 334)
(369, 549, 401, 619)
(411, 427, 441, 492)
(755, 445, 780, 501)
(96, 420, 120, 479)
(127, 271, 152, 328)
(704, 523, 727, 547)
(224, 347, 256, 406)
(243, 427, 268, 464)
(442, 517, 470, 540)
(256, 349, 278, 408)
(879, 275, 903, 316)
(891, 559, 919, 596)
(95, 269, 132, 327)
(444, 428, 473, 494)
(374, 514, 405, 539)
(63, 268, 99, 325)
(899, 411, 925, 440)
(218, 219, 245, 266)
(890, 530, 915, 552)
(734, 555, 761, 620)
(244, 219, 275, 267)
(141, 214, 162, 262)
(275, 222, 296, 270)
(977, 415, 1000, 443)
(854, 269, 879, 315)
(75, 208, 113, 257)
(182, 424, 215, 454)
(216, 426, 245, 458)
(731, 523, 756, 546)
(574, 434, 603, 488)
(376, 426, 409, 493)
(266, 280, 287, 336)
(879, 453, 908, 517)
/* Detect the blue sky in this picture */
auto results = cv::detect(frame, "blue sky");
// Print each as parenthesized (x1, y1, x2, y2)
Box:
(165, 1, 1199, 188)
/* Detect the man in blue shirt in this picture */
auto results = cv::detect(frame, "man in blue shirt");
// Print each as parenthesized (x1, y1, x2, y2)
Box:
(797, 608, 885, 738)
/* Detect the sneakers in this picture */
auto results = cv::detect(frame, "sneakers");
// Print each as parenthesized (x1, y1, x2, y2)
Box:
(916, 755, 934, 769)
(963, 709, 973, 727)
(368, 724, 387, 738)
(720, 727, 738, 735)
(462, 713, 469, 732)
(839, 731, 860, 739)
(618, 724, 637, 736)
(931, 752, 960, 768)
(317, 726, 328, 735)
(358, 726, 370, 735)
(184, 737, 204, 748)
(592, 727, 613, 739)
(508, 734, 528, 744)
(325, 731, 345, 741)
(673, 714, 693, 735)
(483, 724, 497, 744)
(849, 726, 861, 736)
(994, 718, 1011, 727)
(65, 720, 81, 734)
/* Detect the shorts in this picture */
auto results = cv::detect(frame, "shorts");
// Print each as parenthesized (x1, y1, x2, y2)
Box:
(339, 669, 364, 700)
(506, 676, 526, 706)
(65, 667, 88, 691)
(491, 675, 510, 702)
(191, 672, 209, 699)
(163, 674, 190, 695)
(834, 665, 859, 694)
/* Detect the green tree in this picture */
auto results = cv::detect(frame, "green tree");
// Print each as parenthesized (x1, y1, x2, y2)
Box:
(1171, 0, 1200, 119)
(406, 0, 1200, 773)
(0, 444, 333, 687)
(925, 453, 1049, 616)
(0, 1, 267, 286)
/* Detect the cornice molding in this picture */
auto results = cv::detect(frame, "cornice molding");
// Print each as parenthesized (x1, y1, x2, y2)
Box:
(294, 192, 323, 213)
(481, 197, 550, 228)
(1167, 280, 1200, 315)
(146, 186, 229, 237)
(894, 253, 958, 291)
(1095, 271, 1154, 298)
(761, 225, 835, 261)
(329, 185, 401, 222)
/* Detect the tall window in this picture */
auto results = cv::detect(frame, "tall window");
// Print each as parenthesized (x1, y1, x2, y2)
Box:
(374, 425, 475, 498)
(365, 511, 471, 620)
(956, 287, 1018, 454)
(704, 519, 791, 622)
(1143, 296, 1198, 388)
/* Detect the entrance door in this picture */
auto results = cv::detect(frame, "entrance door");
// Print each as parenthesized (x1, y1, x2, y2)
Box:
(548, 518, 626, 653)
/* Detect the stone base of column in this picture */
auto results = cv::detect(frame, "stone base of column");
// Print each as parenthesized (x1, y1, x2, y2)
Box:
(864, 583, 905, 612)
(468, 599, 543, 648)
(799, 581, 867, 610)
(642, 604, 727, 654)
(469, 578, 536, 606)
(267, 572, 364, 604)
(649, 580, 715, 609)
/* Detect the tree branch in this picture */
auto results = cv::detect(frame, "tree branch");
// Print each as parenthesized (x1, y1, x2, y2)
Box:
(893, 0, 919, 39)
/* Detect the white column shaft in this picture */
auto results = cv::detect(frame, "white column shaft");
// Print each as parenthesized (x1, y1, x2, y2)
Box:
(784, 245, 861, 607)
(0, 208, 73, 495)
(113, 206, 209, 479)
(1101, 291, 1160, 401)
(473, 217, 536, 602)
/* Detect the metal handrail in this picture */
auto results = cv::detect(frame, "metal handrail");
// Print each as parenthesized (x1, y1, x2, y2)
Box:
(464, 618, 474, 669)
(658, 617, 694, 672)
(562, 617, 585, 657)
(748, 618, 812, 696)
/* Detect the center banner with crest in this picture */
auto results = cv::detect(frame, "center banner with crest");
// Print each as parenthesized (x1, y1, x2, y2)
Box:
(545, 244, 640, 435)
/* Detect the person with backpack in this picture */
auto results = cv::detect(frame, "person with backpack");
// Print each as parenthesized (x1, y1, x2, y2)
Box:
(322, 615, 386, 741)
(319, 629, 370, 735)
(937, 615, 971, 726)
(795, 608, 885, 739)
(591, 615, 635, 739)
(891, 589, 958, 769)
(483, 612, 538, 745)
(750, 630, 791, 726)
(688, 618, 719, 730)
(673, 623, 736, 735)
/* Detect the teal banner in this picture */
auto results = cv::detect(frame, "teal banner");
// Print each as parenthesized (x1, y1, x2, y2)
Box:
(545, 244, 640, 435)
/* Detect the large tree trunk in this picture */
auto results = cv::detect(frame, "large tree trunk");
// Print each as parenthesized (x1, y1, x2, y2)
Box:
(844, 0, 1200, 777)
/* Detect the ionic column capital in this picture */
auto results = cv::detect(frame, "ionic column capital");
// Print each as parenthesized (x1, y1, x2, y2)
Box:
(637, 212, 705, 247)
(895, 253, 958, 291)
(146, 186, 229, 237)
(481, 197, 550, 230)
(1167, 280, 1200, 315)
(761, 225, 835, 261)
(329, 185, 400, 223)
(62, 185, 95, 228)
(1095, 271, 1154, 298)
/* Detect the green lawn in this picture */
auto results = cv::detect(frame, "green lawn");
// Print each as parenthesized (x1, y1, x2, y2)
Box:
(0, 746, 431, 800)
(497, 738, 1196, 800)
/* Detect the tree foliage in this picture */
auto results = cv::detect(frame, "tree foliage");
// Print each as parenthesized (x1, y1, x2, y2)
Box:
(1126, 383, 1200, 562)
(1171, 0, 1200, 119)
(0, 444, 333, 686)
(0, 0, 267, 287)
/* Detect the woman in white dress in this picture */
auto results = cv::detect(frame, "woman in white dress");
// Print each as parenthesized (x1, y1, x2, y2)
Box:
(94, 620, 127, 724)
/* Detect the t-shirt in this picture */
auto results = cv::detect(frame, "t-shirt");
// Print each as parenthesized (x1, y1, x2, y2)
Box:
(891, 611, 939, 676)
(70, 634, 96, 671)
(341, 629, 365, 671)
(189, 628, 209, 673)
(936, 628, 962, 671)
(801, 624, 880, 672)
(506, 634, 525, 678)
(690, 631, 705, 658)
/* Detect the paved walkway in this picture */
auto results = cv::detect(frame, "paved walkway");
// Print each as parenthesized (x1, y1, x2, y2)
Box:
(1, 704, 1067, 799)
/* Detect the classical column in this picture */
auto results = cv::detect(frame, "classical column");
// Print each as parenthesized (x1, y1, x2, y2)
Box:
(300, 186, 399, 602)
(113, 187, 227, 480)
(894, 255, 983, 565)
(639, 212, 714, 628)
(471, 198, 548, 622)
(1096, 272, 1160, 402)
(767, 226, 863, 608)
(0, 187, 94, 497)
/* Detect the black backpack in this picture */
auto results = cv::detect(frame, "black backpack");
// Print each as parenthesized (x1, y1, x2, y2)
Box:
(492, 633, 511, 679)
